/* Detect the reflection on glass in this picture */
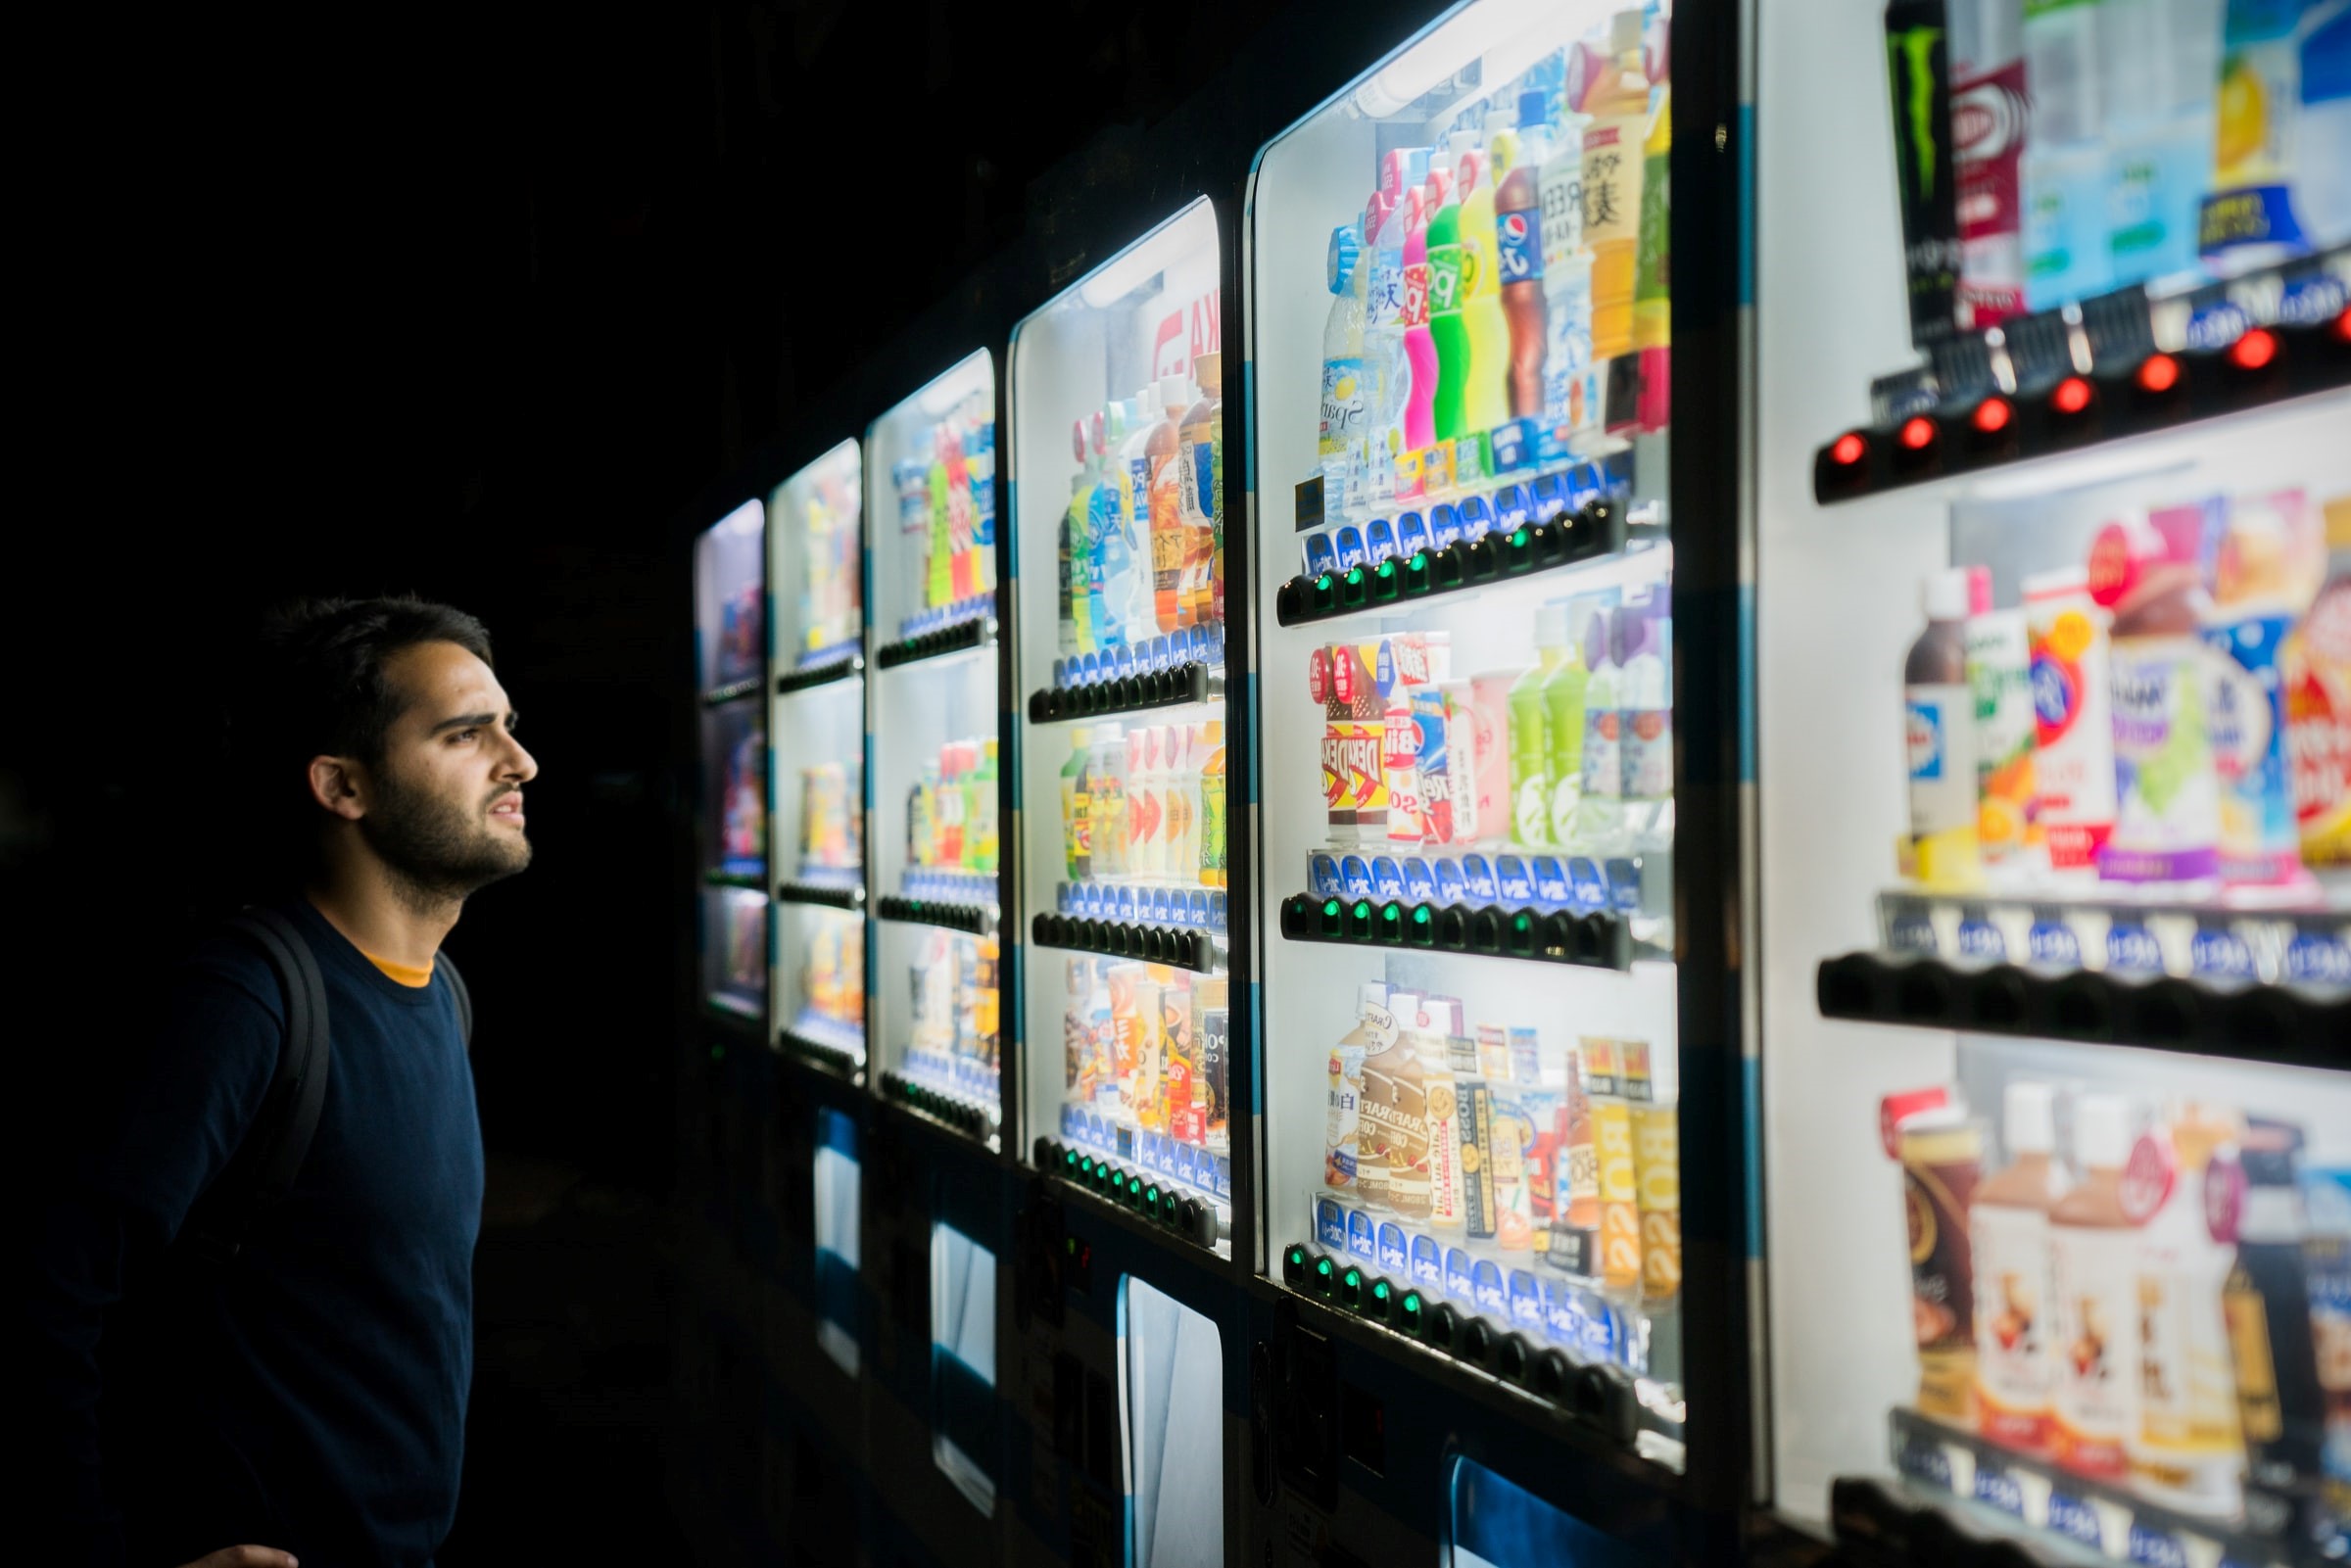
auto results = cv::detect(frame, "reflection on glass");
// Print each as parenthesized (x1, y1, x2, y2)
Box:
(705, 886, 769, 1021)
(814, 1108, 861, 1376)
(1122, 1276, 1223, 1568)
(1447, 1454, 1636, 1568)
(931, 1222, 998, 1515)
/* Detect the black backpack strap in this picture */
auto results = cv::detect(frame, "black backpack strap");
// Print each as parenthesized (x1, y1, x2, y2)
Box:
(190, 908, 332, 1263)
(440, 949, 473, 1047)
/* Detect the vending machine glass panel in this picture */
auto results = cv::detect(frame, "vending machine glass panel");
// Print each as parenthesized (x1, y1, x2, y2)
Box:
(771, 441, 870, 1071)
(697, 497, 774, 1022)
(703, 886, 770, 1025)
(1250, 0, 1685, 1463)
(1009, 200, 1236, 1253)
(868, 352, 1004, 1140)
(932, 1219, 999, 1516)
(1121, 1276, 1224, 1568)
(1755, 1, 2351, 1560)
(1445, 1455, 1637, 1568)
(814, 1106, 862, 1376)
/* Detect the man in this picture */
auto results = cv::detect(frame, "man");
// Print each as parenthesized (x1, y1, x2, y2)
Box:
(36, 596, 538, 1567)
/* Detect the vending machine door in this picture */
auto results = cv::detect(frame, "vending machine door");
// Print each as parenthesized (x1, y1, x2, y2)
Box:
(1753, 1, 2351, 1562)
(696, 497, 774, 1030)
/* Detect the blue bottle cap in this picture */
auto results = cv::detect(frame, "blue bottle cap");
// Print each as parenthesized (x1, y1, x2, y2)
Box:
(1328, 223, 1363, 296)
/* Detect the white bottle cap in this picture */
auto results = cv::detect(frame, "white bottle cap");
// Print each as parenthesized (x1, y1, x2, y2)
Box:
(2074, 1093, 2131, 1170)
(1358, 981, 1391, 1015)
(1157, 374, 1191, 412)
(1070, 726, 1090, 749)
(1389, 991, 1422, 1026)
(2004, 1081, 2056, 1156)
(1921, 568, 1973, 622)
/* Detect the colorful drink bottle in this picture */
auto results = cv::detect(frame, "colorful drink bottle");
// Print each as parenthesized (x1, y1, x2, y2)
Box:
(1424, 159, 1466, 444)
(1496, 91, 1550, 420)
(2024, 566, 2115, 873)
(1401, 185, 1439, 454)
(1458, 145, 1511, 440)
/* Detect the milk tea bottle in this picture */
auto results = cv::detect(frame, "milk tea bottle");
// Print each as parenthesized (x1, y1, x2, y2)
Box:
(1972, 1081, 2066, 1451)
(2049, 1094, 2141, 1480)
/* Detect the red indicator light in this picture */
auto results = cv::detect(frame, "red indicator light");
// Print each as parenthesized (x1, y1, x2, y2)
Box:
(1898, 415, 1937, 451)
(2051, 376, 2093, 415)
(2335, 306, 2350, 344)
(2230, 328, 2278, 371)
(2135, 354, 2181, 394)
(1831, 432, 1867, 465)
(1970, 398, 2012, 435)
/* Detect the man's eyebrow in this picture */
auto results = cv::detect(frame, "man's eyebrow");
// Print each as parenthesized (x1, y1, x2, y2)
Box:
(428, 711, 514, 736)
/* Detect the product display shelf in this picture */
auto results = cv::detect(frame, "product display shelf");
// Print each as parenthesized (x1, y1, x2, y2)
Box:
(1813, 252, 2350, 507)
(778, 1020, 864, 1079)
(1828, 1407, 2326, 1568)
(873, 612, 995, 671)
(1028, 912, 1223, 974)
(1275, 499, 1663, 629)
(705, 993, 765, 1029)
(1030, 1136, 1228, 1252)
(777, 876, 866, 911)
(704, 868, 766, 891)
(775, 650, 865, 695)
(1278, 892, 1636, 972)
(873, 895, 994, 937)
(877, 1069, 995, 1141)
(1026, 659, 1221, 724)
(1278, 1240, 1667, 1460)
(702, 676, 765, 706)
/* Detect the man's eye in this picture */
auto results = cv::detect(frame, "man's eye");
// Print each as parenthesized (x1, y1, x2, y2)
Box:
(452, 730, 478, 743)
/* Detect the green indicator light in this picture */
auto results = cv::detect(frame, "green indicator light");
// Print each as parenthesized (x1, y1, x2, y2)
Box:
(1371, 1280, 1390, 1303)
(1145, 1185, 1161, 1205)
(1314, 1256, 1335, 1280)
(1510, 527, 1530, 547)
(1066, 1236, 1078, 1256)
(1317, 574, 1335, 592)
(1352, 901, 1371, 921)
(1376, 559, 1396, 579)
(1513, 914, 1532, 932)
(1407, 554, 1427, 572)
(1401, 1291, 1421, 1316)
(1345, 567, 1364, 586)
(1342, 1266, 1363, 1290)
(1413, 905, 1431, 924)
(1111, 1171, 1127, 1193)
(1323, 899, 1342, 918)
(1287, 1245, 1309, 1268)
(710, 1043, 726, 1062)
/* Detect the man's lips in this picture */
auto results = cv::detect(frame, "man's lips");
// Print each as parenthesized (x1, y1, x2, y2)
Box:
(489, 793, 526, 826)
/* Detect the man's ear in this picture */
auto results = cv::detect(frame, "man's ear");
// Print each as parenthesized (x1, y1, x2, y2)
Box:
(308, 755, 368, 822)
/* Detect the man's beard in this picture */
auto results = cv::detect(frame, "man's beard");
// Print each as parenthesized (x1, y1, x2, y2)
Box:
(360, 769, 531, 911)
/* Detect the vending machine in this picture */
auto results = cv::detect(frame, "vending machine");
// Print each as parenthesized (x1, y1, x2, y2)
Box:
(769, 440, 871, 1079)
(857, 350, 1019, 1568)
(1006, 199, 1249, 1568)
(1242, 0, 1732, 1558)
(1752, 2, 2351, 1564)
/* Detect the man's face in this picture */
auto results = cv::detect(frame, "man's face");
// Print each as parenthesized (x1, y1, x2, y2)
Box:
(350, 641, 539, 898)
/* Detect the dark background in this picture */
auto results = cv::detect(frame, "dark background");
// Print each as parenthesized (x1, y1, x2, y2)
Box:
(14, 0, 1311, 1558)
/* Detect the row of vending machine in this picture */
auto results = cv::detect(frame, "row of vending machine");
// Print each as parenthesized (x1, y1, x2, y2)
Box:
(681, 0, 2351, 1565)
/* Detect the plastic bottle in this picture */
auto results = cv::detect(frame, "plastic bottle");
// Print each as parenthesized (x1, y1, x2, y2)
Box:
(1362, 996, 1431, 1222)
(2049, 1094, 2141, 1481)
(1621, 596, 1674, 854)
(2021, 0, 2116, 307)
(1129, 726, 1163, 881)
(1365, 158, 1415, 463)
(2102, 0, 2222, 288)
(1090, 404, 1140, 651)
(2220, 1120, 2327, 1511)
(1947, 0, 2031, 326)
(1198, 721, 1226, 888)
(1089, 723, 1128, 879)
(1582, 11, 1652, 363)
(964, 392, 997, 599)
(1967, 602, 2039, 871)
(1061, 729, 1092, 880)
(2090, 515, 2221, 884)
(1149, 375, 1189, 634)
(2287, 497, 2351, 864)
(1320, 224, 1370, 468)
(1905, 570, 1985, 888)
(971, 737, 1000, 878)
(1497, 92, 1551, 421)
(1401, 185, 1439, 454)
(1900, 1103, 1985, 1422)
(1631, 85, 1671, 352)
(2024, 567, 2117, 875)
(1971, 1081, 2067, 1452)
(1171, 723, 1202, 884)
(2201, 0, 2326, 272)
(1538, 598, 1593, 851)
(1183, 355, 1224, 630)
(2129, 1103, 2247, 1514)
(1509, 607, 1569, 848)
(1425, 152, 1468, 445)
(1540, 90, 1597, 454)
(1459, 142, 1512, 441)
(1575, 606, 1625, 854)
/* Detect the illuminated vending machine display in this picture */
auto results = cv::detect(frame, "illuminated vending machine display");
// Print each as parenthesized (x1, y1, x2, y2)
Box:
(770, 440, 871, 1075)
(1012, 200, 1238, 1255)
(1755, 2, 2351, 1563)
(866, 351, 1005, 1143)
(696, 497, 773, 1025)
(1251, 0, 1687, 1467)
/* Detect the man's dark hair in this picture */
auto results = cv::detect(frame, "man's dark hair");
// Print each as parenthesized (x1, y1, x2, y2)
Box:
(228, 595, 495, 867)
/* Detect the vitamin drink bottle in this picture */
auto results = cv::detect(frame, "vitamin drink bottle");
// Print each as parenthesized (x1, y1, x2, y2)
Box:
(1424, 147, 1469, 444)
(1401, 184, 1439, 454)
(1496, 91, 1550, 419)
(1457, 143, 1511, 440)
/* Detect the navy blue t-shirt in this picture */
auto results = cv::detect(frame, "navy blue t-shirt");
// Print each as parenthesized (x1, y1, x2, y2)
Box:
(39, 899, 483, 1566)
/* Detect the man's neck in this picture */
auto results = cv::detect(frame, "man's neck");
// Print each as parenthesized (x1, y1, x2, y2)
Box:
(306, 855, 462, 971)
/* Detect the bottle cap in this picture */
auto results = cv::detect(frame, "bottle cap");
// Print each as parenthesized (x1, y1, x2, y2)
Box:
(1071, 419, 1087, 465)
(1157, 374, 1191, 413)
(1964, 565, 1992, 616)
(1920, 568, 1973, 622)
(1328, 224, 1363, 296)
(1194, 352, 1222, 395)
(2075, 1094, 2131, 1170)
(2004, 1081, 2056, 1156)
(1070, 727, 1090, 748)
(2240, 1118, 2305, 1187)
(2086, 516, 2167, 608)
(1518, 89, 1551, 129)
(1357, 981, 1391, 1015)
(1535, 602, 1569, 648)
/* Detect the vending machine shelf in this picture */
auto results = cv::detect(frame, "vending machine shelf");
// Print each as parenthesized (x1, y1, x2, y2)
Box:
(704, 994, 764, 1029)
(778, 1023, 864, 1079)
(1815, 950, 2350, 1069)
(703, 869, 765, 891)
(775, 653, 865, 695)
(1278, 893, 1635, 973)
(1278, 1242, 1655, 1457)
(1032, 1138, 1226, 1251)
(874, 612, 996, 671)
(1275, 499, 1661, 628)
(1826, 1408, 2325, 1568)
(1870, 884, 2351, 985)
(1026, 659, 1219, 724)
(1029, 913, 1222, 974)
(1812, 257, 2349, 507)
(879, 1069, 996, 1142)
(875, 895, 995, 936)
(700, 676, 764, 706)
(777, 878, 866, 911)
